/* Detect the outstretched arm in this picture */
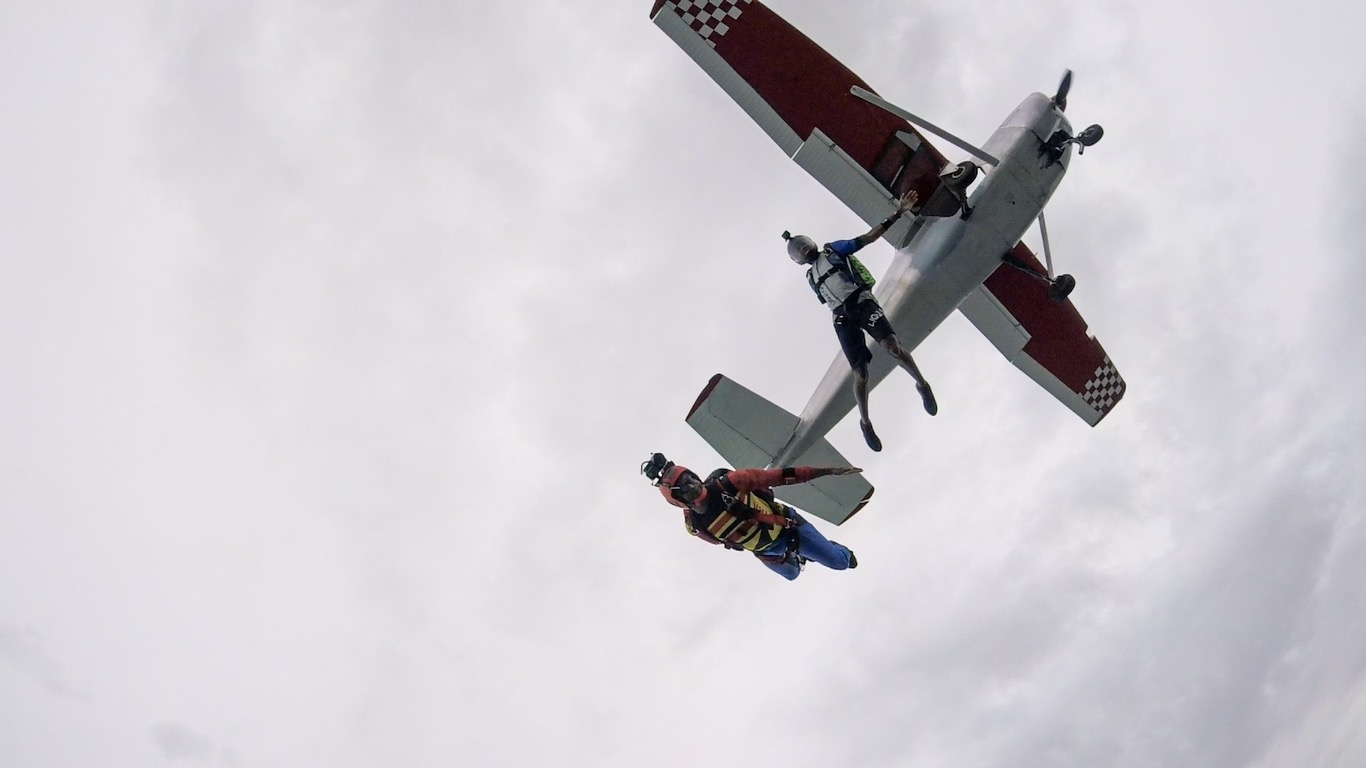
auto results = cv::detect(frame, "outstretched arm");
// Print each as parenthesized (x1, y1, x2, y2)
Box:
(850, 191, 918, 250)
(724, 466, 864, 493)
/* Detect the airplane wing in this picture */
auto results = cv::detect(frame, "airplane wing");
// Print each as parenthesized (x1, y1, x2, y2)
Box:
(654, 1, 1126, 426)
(649, 0, 965, 235)
(957, 242, 1126, 425)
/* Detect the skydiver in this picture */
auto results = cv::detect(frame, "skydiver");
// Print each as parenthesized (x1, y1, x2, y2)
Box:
(783, 190, 937, 452)
(641, 452, 860, 581)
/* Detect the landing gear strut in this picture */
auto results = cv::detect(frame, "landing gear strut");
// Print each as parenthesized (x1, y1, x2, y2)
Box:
(939, 161, 979, 220)
(1003, 253, 1075, 303)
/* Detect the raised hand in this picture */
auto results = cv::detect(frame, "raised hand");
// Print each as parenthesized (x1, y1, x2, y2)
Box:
(897, 190, 919, 215)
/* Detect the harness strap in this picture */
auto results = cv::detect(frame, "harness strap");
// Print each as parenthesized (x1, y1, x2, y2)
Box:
(709, 510, 793, 549)
(811, 262, 844, 293)
(699, 471, 801, 549)
(811, 249, 872, 292)
(748, 512, 794, 529)
(686, 510, 739, 548)
(754, 528, 803, 566)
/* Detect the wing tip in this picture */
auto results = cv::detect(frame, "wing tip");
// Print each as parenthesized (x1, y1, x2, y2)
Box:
(1080, 356, 1126, 426)
(840, 485, 876, 524)
(686, 373, 726, 420)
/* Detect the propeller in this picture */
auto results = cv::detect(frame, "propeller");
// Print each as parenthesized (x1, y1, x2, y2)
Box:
(1052, 69, 1073, 111)
(1044, 69, 1103, 158)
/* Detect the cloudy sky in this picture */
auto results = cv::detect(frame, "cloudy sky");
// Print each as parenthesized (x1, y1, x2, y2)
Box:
(3, 1, 1365, 766)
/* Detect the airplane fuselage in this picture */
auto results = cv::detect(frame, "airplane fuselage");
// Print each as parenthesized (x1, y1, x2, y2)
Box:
(773, 93, 1076, 465)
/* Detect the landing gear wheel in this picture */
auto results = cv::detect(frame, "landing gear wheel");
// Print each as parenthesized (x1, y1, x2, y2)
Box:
(1048, 274, 1076, 302)
(944, 162, 977, 185)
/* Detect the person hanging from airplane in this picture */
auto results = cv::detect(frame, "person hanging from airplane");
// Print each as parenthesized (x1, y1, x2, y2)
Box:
(641, 452, 861, 580)
(783, 190, 937, 452)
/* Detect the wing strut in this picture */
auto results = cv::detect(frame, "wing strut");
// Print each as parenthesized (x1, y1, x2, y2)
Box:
(1038, 212, 1056, 279)
(1002, 212, 1076, 303)
(850, 86, 1000, 166)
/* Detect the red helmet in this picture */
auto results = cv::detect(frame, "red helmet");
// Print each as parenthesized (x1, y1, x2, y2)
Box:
(643, 453, 707, 508)
(662, 464, 714, 508)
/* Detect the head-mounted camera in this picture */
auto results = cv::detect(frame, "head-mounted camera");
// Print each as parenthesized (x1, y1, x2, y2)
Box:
(641, 452, 673, 484)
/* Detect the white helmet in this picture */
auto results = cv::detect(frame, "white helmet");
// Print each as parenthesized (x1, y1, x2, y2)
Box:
(782, 231, 818, 264)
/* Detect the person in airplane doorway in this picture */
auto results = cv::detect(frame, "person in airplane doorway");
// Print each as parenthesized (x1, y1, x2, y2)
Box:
(783, 190, 937, 453)
(641, 452, 860, 581)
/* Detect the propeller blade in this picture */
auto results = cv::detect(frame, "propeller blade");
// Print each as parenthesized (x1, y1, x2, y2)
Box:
(1053, 69, 1073, 111)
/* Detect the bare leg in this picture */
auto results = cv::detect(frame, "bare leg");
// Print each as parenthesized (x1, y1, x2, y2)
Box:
(879, 335, 928, 386)
(879, 336, 938, 415)
(851, 363, 882, 451)
(853, 363, 872, 425)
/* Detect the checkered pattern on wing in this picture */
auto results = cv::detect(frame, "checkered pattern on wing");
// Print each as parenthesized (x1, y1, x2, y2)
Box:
(1080, 357, 1125, 414)
(665, 0, 751, 48)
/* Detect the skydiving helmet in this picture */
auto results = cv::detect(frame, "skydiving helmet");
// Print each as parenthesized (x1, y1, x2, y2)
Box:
(782, 231, 819, 264)
(641, 452, 704, 508)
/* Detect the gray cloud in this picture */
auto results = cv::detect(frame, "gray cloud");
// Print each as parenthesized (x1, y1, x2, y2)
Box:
(150, 721, 237, 764)
(0, 622, 87, 701)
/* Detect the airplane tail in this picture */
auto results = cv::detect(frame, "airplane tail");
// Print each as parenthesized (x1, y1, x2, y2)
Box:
(685, 374, 873, 526)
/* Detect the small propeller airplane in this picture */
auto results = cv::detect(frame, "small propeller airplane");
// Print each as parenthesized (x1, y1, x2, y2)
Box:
(651, 0, 1126, 524)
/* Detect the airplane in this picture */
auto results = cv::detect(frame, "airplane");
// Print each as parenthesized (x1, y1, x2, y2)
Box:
(651, 0, 1126, 525)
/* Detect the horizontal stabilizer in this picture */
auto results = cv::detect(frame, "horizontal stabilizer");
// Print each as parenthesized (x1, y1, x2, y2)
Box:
(685, 374, 873, 525)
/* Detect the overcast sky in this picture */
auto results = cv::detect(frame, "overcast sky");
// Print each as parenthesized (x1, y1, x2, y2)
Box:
(3, 1, 1365, 766)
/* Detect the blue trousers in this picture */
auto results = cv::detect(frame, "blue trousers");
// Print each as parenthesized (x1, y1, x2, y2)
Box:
(757, 514, 854, 581)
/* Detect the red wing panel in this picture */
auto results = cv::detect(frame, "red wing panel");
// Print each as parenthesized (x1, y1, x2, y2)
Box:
(650, 0, 948, 202)
(983, 243, 1126, 422)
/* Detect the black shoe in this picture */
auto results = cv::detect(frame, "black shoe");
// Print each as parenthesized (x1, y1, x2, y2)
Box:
(831, 542, 857, 569)
(860, 420, 882, 452)
(917, 382, 938, 416)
